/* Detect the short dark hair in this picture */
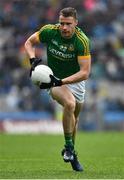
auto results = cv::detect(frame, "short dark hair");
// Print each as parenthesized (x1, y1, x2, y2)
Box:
(59, 7, 77, 19)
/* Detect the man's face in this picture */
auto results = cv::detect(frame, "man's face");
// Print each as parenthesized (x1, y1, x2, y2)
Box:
(59, 15, 78, 38)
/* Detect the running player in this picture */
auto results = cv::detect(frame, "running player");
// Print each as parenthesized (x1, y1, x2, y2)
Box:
(25, 7, 91, 171)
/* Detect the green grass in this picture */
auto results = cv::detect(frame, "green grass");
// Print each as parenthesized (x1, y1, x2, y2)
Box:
(0, 132, 124, 179)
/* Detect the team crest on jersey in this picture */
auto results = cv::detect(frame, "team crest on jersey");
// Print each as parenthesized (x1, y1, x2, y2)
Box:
(59, 45, 67, 52)
(68, 44, 74, 51)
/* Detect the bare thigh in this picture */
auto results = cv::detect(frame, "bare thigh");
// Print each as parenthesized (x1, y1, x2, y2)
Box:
(50, 85, 76, 107)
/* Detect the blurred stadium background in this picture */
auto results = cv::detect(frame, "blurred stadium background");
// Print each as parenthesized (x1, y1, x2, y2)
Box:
(0, 0, 124, 134)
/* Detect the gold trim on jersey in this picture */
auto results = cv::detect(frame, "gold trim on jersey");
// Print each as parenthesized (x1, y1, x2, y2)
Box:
(75, 29, 89, 56)
(78, 55, 91, 60)
(40, 24, 59, 32)
(38, 24, 59, 42)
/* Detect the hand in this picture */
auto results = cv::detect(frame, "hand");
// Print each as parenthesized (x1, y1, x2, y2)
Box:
(29, 57, 42, 76)
(40, 75, 62, 89)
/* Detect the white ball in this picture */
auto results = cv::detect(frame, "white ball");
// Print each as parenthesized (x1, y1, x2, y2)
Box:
(31, 65, 53, 86)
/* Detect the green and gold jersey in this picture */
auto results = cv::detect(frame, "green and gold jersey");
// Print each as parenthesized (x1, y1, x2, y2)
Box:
(38, 24, 90, 79)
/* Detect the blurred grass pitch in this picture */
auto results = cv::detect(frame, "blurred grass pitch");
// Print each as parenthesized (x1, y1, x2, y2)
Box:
(0, 132, 124, 179)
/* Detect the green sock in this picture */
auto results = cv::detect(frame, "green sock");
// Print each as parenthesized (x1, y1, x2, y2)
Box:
(72, 136, 75, 146)
(64, 133, 74, 150)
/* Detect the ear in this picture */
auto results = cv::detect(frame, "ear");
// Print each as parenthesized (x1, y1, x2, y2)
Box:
(75, 19, 78, 26)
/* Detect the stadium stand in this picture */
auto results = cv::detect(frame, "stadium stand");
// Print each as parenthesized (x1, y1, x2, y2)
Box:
(0, 0, 124, 131)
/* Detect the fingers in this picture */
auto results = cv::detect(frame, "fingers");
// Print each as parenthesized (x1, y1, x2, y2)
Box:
(40, 83, 51, 89)
(49, 74, 54, 81)
(35, 59, 42, 66)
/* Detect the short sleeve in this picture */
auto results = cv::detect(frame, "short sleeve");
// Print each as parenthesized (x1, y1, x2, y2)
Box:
(38, 24, 53, 43)
(77, 36, 91, 56)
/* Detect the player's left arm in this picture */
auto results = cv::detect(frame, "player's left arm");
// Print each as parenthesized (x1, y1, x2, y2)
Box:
(62, 55, 91, 84)
(40, 55, 91, 89)
(62, 33, 91, 84)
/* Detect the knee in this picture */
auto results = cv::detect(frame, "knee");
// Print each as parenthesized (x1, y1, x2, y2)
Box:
(64, 99, 76, 112)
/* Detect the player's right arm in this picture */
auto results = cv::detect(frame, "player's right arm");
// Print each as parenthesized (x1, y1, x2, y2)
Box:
(24, 32, 40, 59)
(25, 24, 55, 58)
(25, 24, 53, 59)
(25, 25, 63, 88)
(25, 32, 43, 76)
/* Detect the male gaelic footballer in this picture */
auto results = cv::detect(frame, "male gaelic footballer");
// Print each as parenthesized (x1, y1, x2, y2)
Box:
(25, 7, 91, 171)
